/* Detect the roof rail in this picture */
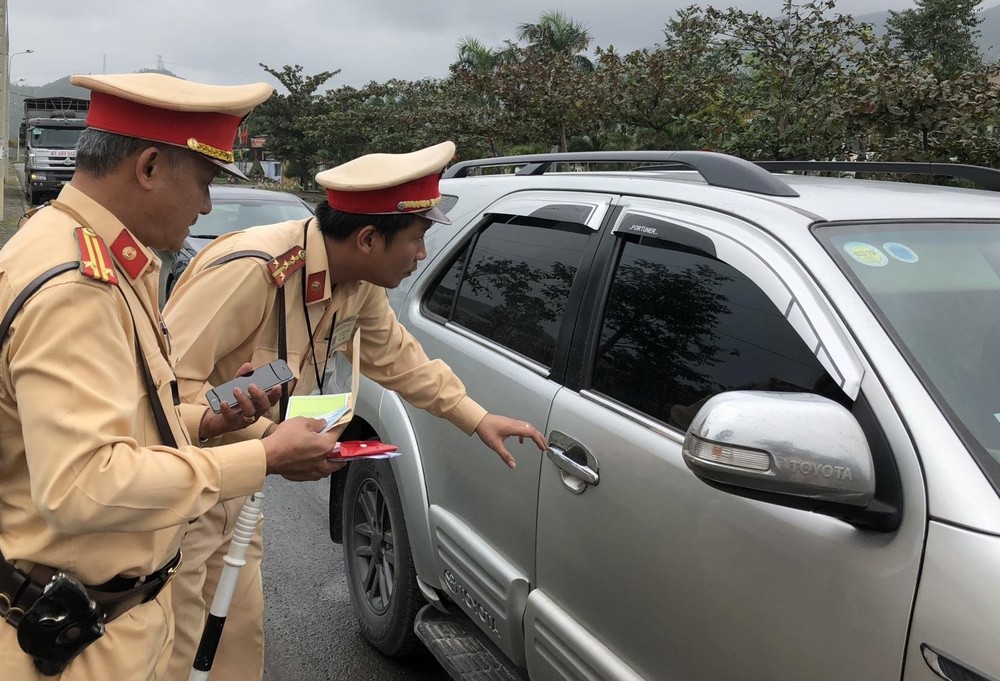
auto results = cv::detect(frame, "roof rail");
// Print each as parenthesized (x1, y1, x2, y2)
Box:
(754, 161, 1000, 192)
(444, 151, 800, 198)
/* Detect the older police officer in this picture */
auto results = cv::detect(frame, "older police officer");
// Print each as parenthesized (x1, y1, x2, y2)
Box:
(0, 73, 343, 680)
(162, 141, 547, 681)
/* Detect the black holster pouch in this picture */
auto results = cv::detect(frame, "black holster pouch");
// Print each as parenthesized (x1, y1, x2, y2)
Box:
(16, 573, 105, 676)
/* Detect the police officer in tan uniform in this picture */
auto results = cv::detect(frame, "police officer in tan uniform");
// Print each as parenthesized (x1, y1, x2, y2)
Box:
(0, 73, 345, 681)
(162, 141, 547, 681)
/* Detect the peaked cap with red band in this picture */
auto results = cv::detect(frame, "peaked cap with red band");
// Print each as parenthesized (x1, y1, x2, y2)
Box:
(315, 141, 456, 225)
(70, 73, 273, 181)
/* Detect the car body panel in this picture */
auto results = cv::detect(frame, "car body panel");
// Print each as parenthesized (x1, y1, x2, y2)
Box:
(904, 521, 1000, 680)
(341, 161, 1000, 680)
(526, 203, 926, 680)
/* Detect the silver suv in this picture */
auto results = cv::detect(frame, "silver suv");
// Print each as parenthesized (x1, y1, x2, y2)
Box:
(327, 152, 1000, 681)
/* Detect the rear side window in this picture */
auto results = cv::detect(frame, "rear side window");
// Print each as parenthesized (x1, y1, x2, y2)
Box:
(592, 236, 843, 429)
(425, 216, 593, 367)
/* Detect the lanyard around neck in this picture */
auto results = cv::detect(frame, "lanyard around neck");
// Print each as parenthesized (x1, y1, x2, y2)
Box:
(301, 219, 335, 391)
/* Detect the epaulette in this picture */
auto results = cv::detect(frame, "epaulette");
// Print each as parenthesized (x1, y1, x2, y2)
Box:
(75, 227, 119, 285)
(267, 246, 306, 287)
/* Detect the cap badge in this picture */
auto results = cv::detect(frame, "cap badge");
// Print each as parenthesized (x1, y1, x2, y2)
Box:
(396, 197, 441, 212)
(187, 137, 235, 164)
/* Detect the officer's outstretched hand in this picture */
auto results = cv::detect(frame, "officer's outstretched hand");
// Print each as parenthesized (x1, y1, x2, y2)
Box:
(261, 417, 343, 481)
(199, 362, 282, 440)
(474, 414, 547, 469)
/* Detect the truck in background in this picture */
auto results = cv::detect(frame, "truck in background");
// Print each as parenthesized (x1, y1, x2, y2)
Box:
(20, 97, 89, 205)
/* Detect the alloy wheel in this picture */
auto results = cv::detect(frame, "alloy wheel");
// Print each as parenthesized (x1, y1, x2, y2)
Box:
(351, 478, 395, 615)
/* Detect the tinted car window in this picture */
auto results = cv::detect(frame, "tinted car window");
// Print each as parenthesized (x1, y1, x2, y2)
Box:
(426, 216, 593, 367)
(593, 235, 842, 429)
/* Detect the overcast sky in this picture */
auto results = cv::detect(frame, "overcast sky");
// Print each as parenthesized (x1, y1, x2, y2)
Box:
(6, 0, 952, 91)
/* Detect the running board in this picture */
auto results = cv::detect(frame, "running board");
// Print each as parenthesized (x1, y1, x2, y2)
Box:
(414, 604, 528, 681)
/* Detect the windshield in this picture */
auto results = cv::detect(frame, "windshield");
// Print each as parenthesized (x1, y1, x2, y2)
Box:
(29, 126, 82, 150)
(817, 222, 1000, 482)
(190, 197, 313, 238)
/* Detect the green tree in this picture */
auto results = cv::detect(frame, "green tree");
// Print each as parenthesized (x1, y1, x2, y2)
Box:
(595, 6, 742, 150)
(454, 37, 513, 72)
(867, 54, 1000, 167)
(254, 63, 340, 188)
(708, 0, 888, 160)
(887, 0, 983, 78)
(449, 38, 518, 156)
(312, 78, 456, 162)
(449, 10, 602, 154)
(516, 10, 594, 71)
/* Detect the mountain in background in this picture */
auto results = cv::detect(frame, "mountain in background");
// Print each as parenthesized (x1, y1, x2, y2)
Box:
(10, 68, 177, 150)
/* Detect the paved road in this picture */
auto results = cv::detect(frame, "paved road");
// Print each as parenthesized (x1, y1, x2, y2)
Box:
(261, 475, 450, 681)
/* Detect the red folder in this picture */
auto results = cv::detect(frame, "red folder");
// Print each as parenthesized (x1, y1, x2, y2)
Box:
(328, 440, 399, 460)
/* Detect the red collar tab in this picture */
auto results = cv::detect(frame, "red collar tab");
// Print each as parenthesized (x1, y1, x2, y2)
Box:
(325, 173, 441, 215)
(110, 230, 149, 279)
(75, 227, 119, 285)
(268, 246, 306, 287)
(305, 271, 326, 303)
(87, 91, 241, 163)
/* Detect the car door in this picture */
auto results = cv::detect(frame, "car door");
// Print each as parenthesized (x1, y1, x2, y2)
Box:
(526, 199, 926, 680)
(399, 191, 616, 664)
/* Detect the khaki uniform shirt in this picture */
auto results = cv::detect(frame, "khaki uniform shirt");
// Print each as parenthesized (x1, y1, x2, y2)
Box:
(163, 217, 487, 437)
(0, 185, 266, 584)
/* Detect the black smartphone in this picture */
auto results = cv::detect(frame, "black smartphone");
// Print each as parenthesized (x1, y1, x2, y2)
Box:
(205, 359, 294, 413)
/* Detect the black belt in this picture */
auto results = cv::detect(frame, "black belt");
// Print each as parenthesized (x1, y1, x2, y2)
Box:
(0, 551, 182, 628)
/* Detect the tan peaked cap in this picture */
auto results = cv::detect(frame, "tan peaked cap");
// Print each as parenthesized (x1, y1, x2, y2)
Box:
(316, 141, 456, 224)
(71, 73, 273, 179)
(71, 73, 273, 115)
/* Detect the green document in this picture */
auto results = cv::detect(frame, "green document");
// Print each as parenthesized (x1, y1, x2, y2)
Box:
(285, 393, 351, 420)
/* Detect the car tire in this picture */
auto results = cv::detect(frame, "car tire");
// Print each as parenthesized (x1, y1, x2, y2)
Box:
(342, 459, 423, 656)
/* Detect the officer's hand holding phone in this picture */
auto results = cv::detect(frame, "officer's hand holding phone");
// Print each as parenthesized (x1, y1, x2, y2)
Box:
(199, 361, 289, 441)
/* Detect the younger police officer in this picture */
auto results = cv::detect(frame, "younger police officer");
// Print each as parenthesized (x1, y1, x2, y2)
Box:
(0, 74, 343, 680)
(162, 141, 547, 681)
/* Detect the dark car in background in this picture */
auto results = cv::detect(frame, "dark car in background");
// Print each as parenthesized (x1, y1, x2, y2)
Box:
(157, 184, 314, 307)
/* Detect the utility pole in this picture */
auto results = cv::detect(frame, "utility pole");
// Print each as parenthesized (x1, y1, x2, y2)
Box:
(1, 0, 9, 219)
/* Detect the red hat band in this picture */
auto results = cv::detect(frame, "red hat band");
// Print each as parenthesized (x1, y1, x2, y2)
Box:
(326, 173, 441, 215)
(86, 92, 242, 162)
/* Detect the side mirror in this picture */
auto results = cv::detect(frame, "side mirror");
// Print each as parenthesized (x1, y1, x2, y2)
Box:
(682, 391, 875, 507)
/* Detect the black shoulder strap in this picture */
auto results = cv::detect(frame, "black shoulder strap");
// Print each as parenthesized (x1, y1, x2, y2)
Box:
(0, 262, 78, 348)
(207, 250, 289, 421)
(0, 260, 180, 449)
(116, 285, 179, 449)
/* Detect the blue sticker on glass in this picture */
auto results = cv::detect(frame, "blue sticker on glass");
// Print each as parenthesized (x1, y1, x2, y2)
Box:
(843, 242, 888, 267)
(883, 242, 918, 263)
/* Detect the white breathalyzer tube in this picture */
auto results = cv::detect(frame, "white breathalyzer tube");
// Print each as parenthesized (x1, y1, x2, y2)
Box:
(188, 492, 263, 681)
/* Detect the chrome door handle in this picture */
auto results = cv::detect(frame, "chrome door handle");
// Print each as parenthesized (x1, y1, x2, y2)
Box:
(546, 445, 599, 486)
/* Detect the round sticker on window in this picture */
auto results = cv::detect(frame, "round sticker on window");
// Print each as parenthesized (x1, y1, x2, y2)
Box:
(843, 242, 888, 267)
(883, 242, 918, 263)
